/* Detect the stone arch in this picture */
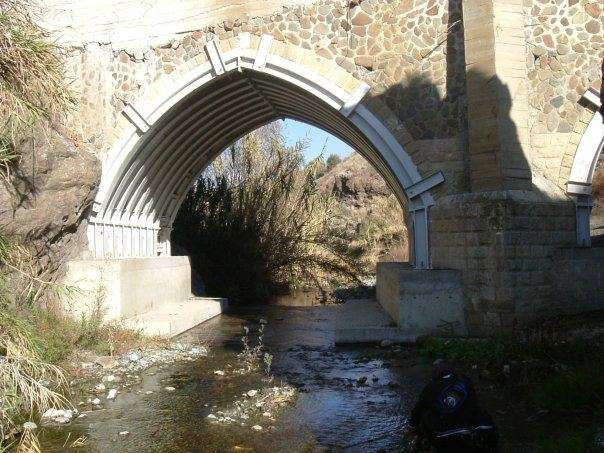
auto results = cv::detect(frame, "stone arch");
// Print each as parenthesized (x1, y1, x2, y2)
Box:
(566, 88, 603, 246)
(88, 34, 443, 268)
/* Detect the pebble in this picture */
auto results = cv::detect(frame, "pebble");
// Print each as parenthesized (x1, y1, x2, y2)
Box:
(145, 390, 154, 395)
(251, 425, 263, 431)
(92, 398, 101, 406)
(190, 346, 208, 356)
(262, 412, 272, 417)
(22, 421, 37, 430)
(214, 370, 225, 376)
(107, 389, 118, 400)
(103, 374, 116, 383)
(127, 352, 142, 362)
(95, 383, 106, 391)
(165, 386, 176, 392)
(207, 414, 217, 420)
(119, 431, 130, 436)
(246, 390, 258, 397)
(41, 409, 75, 425)
(95, 356, 119, 369)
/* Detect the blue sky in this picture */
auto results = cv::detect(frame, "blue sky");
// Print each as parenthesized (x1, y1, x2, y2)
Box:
(281, 119, 354, 163)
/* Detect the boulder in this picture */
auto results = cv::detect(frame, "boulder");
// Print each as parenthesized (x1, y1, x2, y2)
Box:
(0, 127, 100, 278)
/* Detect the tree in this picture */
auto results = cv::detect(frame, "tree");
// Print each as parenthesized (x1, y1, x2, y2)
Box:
(326, 153, 342, 171)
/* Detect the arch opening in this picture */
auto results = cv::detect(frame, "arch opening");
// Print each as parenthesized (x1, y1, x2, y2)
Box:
(567, 88, 604, 246)
(170, 121, 411, 301)
(88, 36, 440, 268)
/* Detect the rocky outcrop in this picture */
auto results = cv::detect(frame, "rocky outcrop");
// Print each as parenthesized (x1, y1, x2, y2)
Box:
(0, 127, 100, 276)
(317, 153, 391, 204)
(317, 153, 408, 263)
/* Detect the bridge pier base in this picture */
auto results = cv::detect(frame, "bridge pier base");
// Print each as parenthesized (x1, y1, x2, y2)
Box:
(376, 263, 468, 337)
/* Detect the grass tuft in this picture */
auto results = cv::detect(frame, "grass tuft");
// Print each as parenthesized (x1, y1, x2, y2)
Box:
(0, 311, 70, 445)
(0, 0, 74, 175)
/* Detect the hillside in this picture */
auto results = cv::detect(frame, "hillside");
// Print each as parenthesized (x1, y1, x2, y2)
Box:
(316, 153, 409, 267)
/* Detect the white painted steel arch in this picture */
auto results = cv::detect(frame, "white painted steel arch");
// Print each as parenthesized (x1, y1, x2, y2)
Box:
(567, 88, 603, 247)
(89, 34, 442, 268)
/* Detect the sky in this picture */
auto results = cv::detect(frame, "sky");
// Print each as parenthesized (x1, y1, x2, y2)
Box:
(281, 119, 354, 163)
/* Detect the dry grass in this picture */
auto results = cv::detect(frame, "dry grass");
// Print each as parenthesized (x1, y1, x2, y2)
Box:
(348, 193, 409, 265)
(0, 0, 74, 175)
(173, 124, 365, 302)
(0, 313, 70, 448)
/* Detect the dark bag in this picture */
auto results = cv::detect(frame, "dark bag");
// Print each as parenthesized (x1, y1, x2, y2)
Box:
(410, 372, 498, 452)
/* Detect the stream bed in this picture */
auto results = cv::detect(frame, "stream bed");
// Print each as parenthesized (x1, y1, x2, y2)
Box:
(40, 306, 435, 452)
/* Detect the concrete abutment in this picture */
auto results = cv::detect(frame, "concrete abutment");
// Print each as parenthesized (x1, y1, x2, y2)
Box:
(63, 256, 226, 336)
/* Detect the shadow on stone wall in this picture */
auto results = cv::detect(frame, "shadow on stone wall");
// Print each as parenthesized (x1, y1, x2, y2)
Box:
(377, 0, 466, 142)
(366, 56, 583, 331)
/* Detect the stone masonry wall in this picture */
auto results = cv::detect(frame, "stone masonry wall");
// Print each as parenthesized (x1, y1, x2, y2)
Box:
(53, 0, 602, 199)
(431, 192, 576, 334)
(525, 0, 602, 188)
(56, 0, 468, 199)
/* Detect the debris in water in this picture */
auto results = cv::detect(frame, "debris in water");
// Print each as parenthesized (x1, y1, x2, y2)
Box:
(41, 409, 75, 425)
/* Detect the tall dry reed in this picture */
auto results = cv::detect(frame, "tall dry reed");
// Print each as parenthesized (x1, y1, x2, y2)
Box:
(173, 124, 365, 302)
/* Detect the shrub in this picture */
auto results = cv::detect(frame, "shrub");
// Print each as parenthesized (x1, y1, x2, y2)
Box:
(173, 124, 365, 303)
(0, 310, 69, 449)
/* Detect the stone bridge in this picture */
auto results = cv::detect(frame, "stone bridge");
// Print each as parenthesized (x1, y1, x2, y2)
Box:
(44, 0, 603, 336)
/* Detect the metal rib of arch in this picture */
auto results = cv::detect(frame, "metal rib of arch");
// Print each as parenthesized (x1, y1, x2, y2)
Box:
(567, 88, 603, 247)
(89, 36, 437, 268)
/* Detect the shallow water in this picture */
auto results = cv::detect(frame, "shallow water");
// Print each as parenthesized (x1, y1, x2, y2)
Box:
(40, 306, 433, 452)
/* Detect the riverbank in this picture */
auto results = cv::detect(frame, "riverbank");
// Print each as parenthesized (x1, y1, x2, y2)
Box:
(418, 311, 604, 451)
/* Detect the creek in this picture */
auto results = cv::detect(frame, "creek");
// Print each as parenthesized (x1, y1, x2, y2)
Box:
(41, 306, 434, 452)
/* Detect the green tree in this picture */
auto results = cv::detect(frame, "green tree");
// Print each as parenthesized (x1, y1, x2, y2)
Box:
(326, 153, 342, 171)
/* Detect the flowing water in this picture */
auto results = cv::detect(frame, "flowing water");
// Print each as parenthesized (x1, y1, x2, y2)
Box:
(41, 306, 434, 452)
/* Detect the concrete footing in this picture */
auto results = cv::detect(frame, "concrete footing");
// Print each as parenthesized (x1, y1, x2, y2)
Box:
(377, 263, 468, 337)
(62, 256, 226, 337)
(123, 297, 227, 336)
(334, 299, 418, 344)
